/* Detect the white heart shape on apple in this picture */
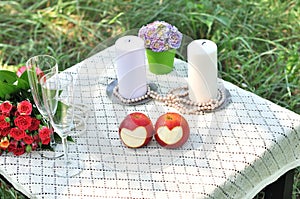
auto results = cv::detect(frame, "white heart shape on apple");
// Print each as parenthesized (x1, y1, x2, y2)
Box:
(120, 126, 148, 148)
(156, 126, 183, 145)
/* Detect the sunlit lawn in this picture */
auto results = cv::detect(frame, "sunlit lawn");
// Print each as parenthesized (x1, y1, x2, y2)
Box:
(0, 0, 299, 198)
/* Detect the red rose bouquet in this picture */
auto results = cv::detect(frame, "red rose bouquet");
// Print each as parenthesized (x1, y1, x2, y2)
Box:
(0, 100, 52, 156)
(0, 66, 52, 156)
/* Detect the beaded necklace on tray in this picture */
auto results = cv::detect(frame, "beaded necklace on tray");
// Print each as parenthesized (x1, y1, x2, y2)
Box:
(113, 85, 226, 115)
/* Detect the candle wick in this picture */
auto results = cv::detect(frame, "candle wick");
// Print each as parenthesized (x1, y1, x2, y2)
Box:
(202, 42, 206, 45)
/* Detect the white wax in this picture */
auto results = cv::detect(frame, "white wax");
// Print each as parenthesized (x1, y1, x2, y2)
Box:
(115, 35, 147, 99)
(187, 39, 218, 103)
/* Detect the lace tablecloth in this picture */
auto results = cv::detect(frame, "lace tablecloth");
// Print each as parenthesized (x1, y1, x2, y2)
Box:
(1, 46, 300, 199)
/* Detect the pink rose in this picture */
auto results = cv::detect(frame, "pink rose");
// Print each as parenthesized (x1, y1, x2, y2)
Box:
(10, 127, 25, 141)
(28, 118, 40, 131)
(0, 101, 13, 115)
(17, 101, 32, 116)
(0, 127, 11, 136)
(23, 134, 34, 145)
(16, 66, 27, 77)
(0, 115, 10, 130)
(14, 115, 32, 131)
(38, 126, 52, 145)
(41, 137, 50, 145)
(7, 140, 18, 153)
(12, 146, 25, 156)
(38, 126, 51, 140)
(17, 66, 44, 80)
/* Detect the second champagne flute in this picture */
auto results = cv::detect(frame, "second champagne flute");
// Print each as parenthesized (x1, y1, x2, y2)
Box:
(41, 72, 83, 177)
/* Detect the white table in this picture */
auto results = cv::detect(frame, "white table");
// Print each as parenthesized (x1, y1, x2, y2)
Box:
(1, 46, 300, 199)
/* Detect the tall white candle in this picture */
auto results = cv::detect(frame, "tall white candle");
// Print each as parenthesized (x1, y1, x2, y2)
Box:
(187, 39, 218, 103)
(115, 35, 147, 99)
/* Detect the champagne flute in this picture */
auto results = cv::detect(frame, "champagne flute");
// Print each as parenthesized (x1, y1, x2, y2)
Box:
(40, 72, 83, 177)
(26, 55, 63, 158)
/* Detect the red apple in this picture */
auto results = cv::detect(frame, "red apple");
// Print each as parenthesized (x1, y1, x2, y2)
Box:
(154, 112, 190, 148)
(119, 112, 154, 148)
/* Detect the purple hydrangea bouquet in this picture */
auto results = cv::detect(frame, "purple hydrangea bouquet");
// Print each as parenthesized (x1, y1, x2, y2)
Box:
(138, 21, 183, 52)
(138, 21, 183, 74)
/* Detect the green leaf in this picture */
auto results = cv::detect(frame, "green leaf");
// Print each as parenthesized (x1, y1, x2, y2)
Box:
(18, 70, 30, 90)
(54, 132, 74, 143)
(0, 82, 18, 100)
(40, 144, 54, 151)
(25, 145, 32, 153)
(0, 70, 29, 100)
(67, 136, 74, 142)
(19, 69, 29, 80)
(16, 77, 30, 90)
(53, 132, 74, 143)
(0, 70, 17, 84)
(54, 132, 61, 143)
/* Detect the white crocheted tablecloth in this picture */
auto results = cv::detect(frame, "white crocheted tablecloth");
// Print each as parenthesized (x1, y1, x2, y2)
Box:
(1, 46, 300, 199)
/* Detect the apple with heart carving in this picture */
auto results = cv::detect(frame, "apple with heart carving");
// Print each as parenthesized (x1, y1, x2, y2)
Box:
(154, 112, 190, 148)
(119, 112, 154, 148)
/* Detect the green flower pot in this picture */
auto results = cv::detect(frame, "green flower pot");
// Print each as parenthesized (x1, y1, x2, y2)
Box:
(146, 49, 176, 75)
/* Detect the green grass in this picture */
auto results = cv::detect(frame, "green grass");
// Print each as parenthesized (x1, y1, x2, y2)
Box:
(0, 0, 299, 198)
(0, 175, 27, 199)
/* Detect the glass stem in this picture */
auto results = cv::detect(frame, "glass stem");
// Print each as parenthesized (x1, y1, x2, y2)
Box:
(62, 136, 69, 166)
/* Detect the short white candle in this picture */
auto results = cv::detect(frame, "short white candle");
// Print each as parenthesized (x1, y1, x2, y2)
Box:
(187, 39, 218, 103)
(115, 35, 147, 99)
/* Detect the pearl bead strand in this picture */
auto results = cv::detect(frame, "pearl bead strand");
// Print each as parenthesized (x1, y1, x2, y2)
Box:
(113, 84, 226, 114)
(113, 85, 151, 104)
